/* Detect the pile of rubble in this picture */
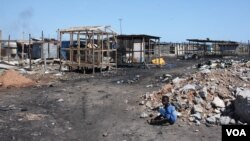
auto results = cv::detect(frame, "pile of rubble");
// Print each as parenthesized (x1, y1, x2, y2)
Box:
(140, 59, 250, 126)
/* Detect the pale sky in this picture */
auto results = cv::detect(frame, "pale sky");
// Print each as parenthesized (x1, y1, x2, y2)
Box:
(1, 0, 250, 42)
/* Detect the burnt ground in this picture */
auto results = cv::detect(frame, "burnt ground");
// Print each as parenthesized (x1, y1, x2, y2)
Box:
(0, 58, 221, 141)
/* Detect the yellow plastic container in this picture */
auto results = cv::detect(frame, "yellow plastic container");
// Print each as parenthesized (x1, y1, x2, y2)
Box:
(151, 58, 165, 65)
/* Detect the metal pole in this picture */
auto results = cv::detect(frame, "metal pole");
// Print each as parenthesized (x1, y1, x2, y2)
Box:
(29, 34, 32, 70)
(119, 18, 122, 35)
(8, 35, 10, 62)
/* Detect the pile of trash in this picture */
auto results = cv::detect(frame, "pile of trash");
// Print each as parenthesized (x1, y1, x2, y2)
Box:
(140, 59, 250, 126)
(0, 70, 34, 88)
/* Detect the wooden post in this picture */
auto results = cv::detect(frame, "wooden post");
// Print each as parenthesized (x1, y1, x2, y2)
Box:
(148, 38, 150, 63)
(42, 31, 47, 73)
(77, 31, 80, 65)
(157, 39, 160, 67)
(29, 34, 32, 70)
(92, 31, 95, 74)
(132, 36, 134, 64)
(57, 29, 60, 58)
(70, 32, 73, 64)
(141, 37, 145, 63)
(85, 31, 88, 67)
(59, 31, 62, 71)
(101, 32, 104, 73)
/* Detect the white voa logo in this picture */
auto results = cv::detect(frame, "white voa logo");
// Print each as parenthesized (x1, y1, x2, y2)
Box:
(226, 129, 246, 136)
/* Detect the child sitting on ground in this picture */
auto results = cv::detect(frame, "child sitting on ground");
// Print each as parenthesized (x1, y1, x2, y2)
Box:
(148, 95, 177, 125)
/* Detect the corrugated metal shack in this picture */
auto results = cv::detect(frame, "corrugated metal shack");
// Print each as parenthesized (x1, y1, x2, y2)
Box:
(32, 39, 58, 59)
(166, 39, 240, 58)
(117, 34, 160, 66)
(59, 26, 117, 73)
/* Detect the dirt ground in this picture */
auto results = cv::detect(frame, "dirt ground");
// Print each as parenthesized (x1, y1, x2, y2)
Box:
(0, 58, 222, 141)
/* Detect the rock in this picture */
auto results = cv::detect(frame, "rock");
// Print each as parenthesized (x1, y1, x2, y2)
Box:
(176, 112, 182, 117)
(57, 98, 64, 102)
(210, 86, 216, 94)
(194, 96, 204, 104)
(200, 69, 211, 74)
(210, 63, 218, 69)
(220, 108, 225, 112)
(139, 101, 145, 105)
(182, 84, 196, 93)
(234, 89, 250, 123)
(214, 109, 221, 114)
(145, 101, 153, 109)
(102, 132, 108, 137)
(192, 104, 203, 113)
(230, 119, 236, 124)
(206, 114, 220, 124)
(212, 96, 225, 108)
(172, 77, 185, 87)
(220, 116, 231, 125)
(246, 61, 250, 67)
(54, 73, 62, 76)
(189, 117, 195, 122)
(199, 86, 208, 99)
(191, 113, 202, 120)
(146, 84, 153, 88)
(140, 112, 149, 118)
(172, 102, 182, 111)
(124, 99, 128, 104)
(235, 87, 243, 96)
(195, 120, 201, 126)
(206, 103, 212, 110)
(205, 122, 214, 127)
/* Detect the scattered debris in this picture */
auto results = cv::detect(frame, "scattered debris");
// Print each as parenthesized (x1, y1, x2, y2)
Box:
(102, 132, 108, 137)
(57, 98, 64, 102)
(140, 112, 149, 118)
(18, 113, 47, 121)
(141, 59, 250, 125)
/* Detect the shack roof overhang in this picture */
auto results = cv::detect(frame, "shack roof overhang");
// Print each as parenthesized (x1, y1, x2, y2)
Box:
(117, 34, 160, 40)
(187, 39, 238, 44)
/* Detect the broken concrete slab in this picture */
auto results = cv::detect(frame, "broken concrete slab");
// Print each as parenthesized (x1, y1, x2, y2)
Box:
(220, 116, 231, 125)
(192, 104, 203, 113)
(212, 96, 225, 108)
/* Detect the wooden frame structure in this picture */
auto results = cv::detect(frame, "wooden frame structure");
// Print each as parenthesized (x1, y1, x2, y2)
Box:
(59, 26, 117, 73)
